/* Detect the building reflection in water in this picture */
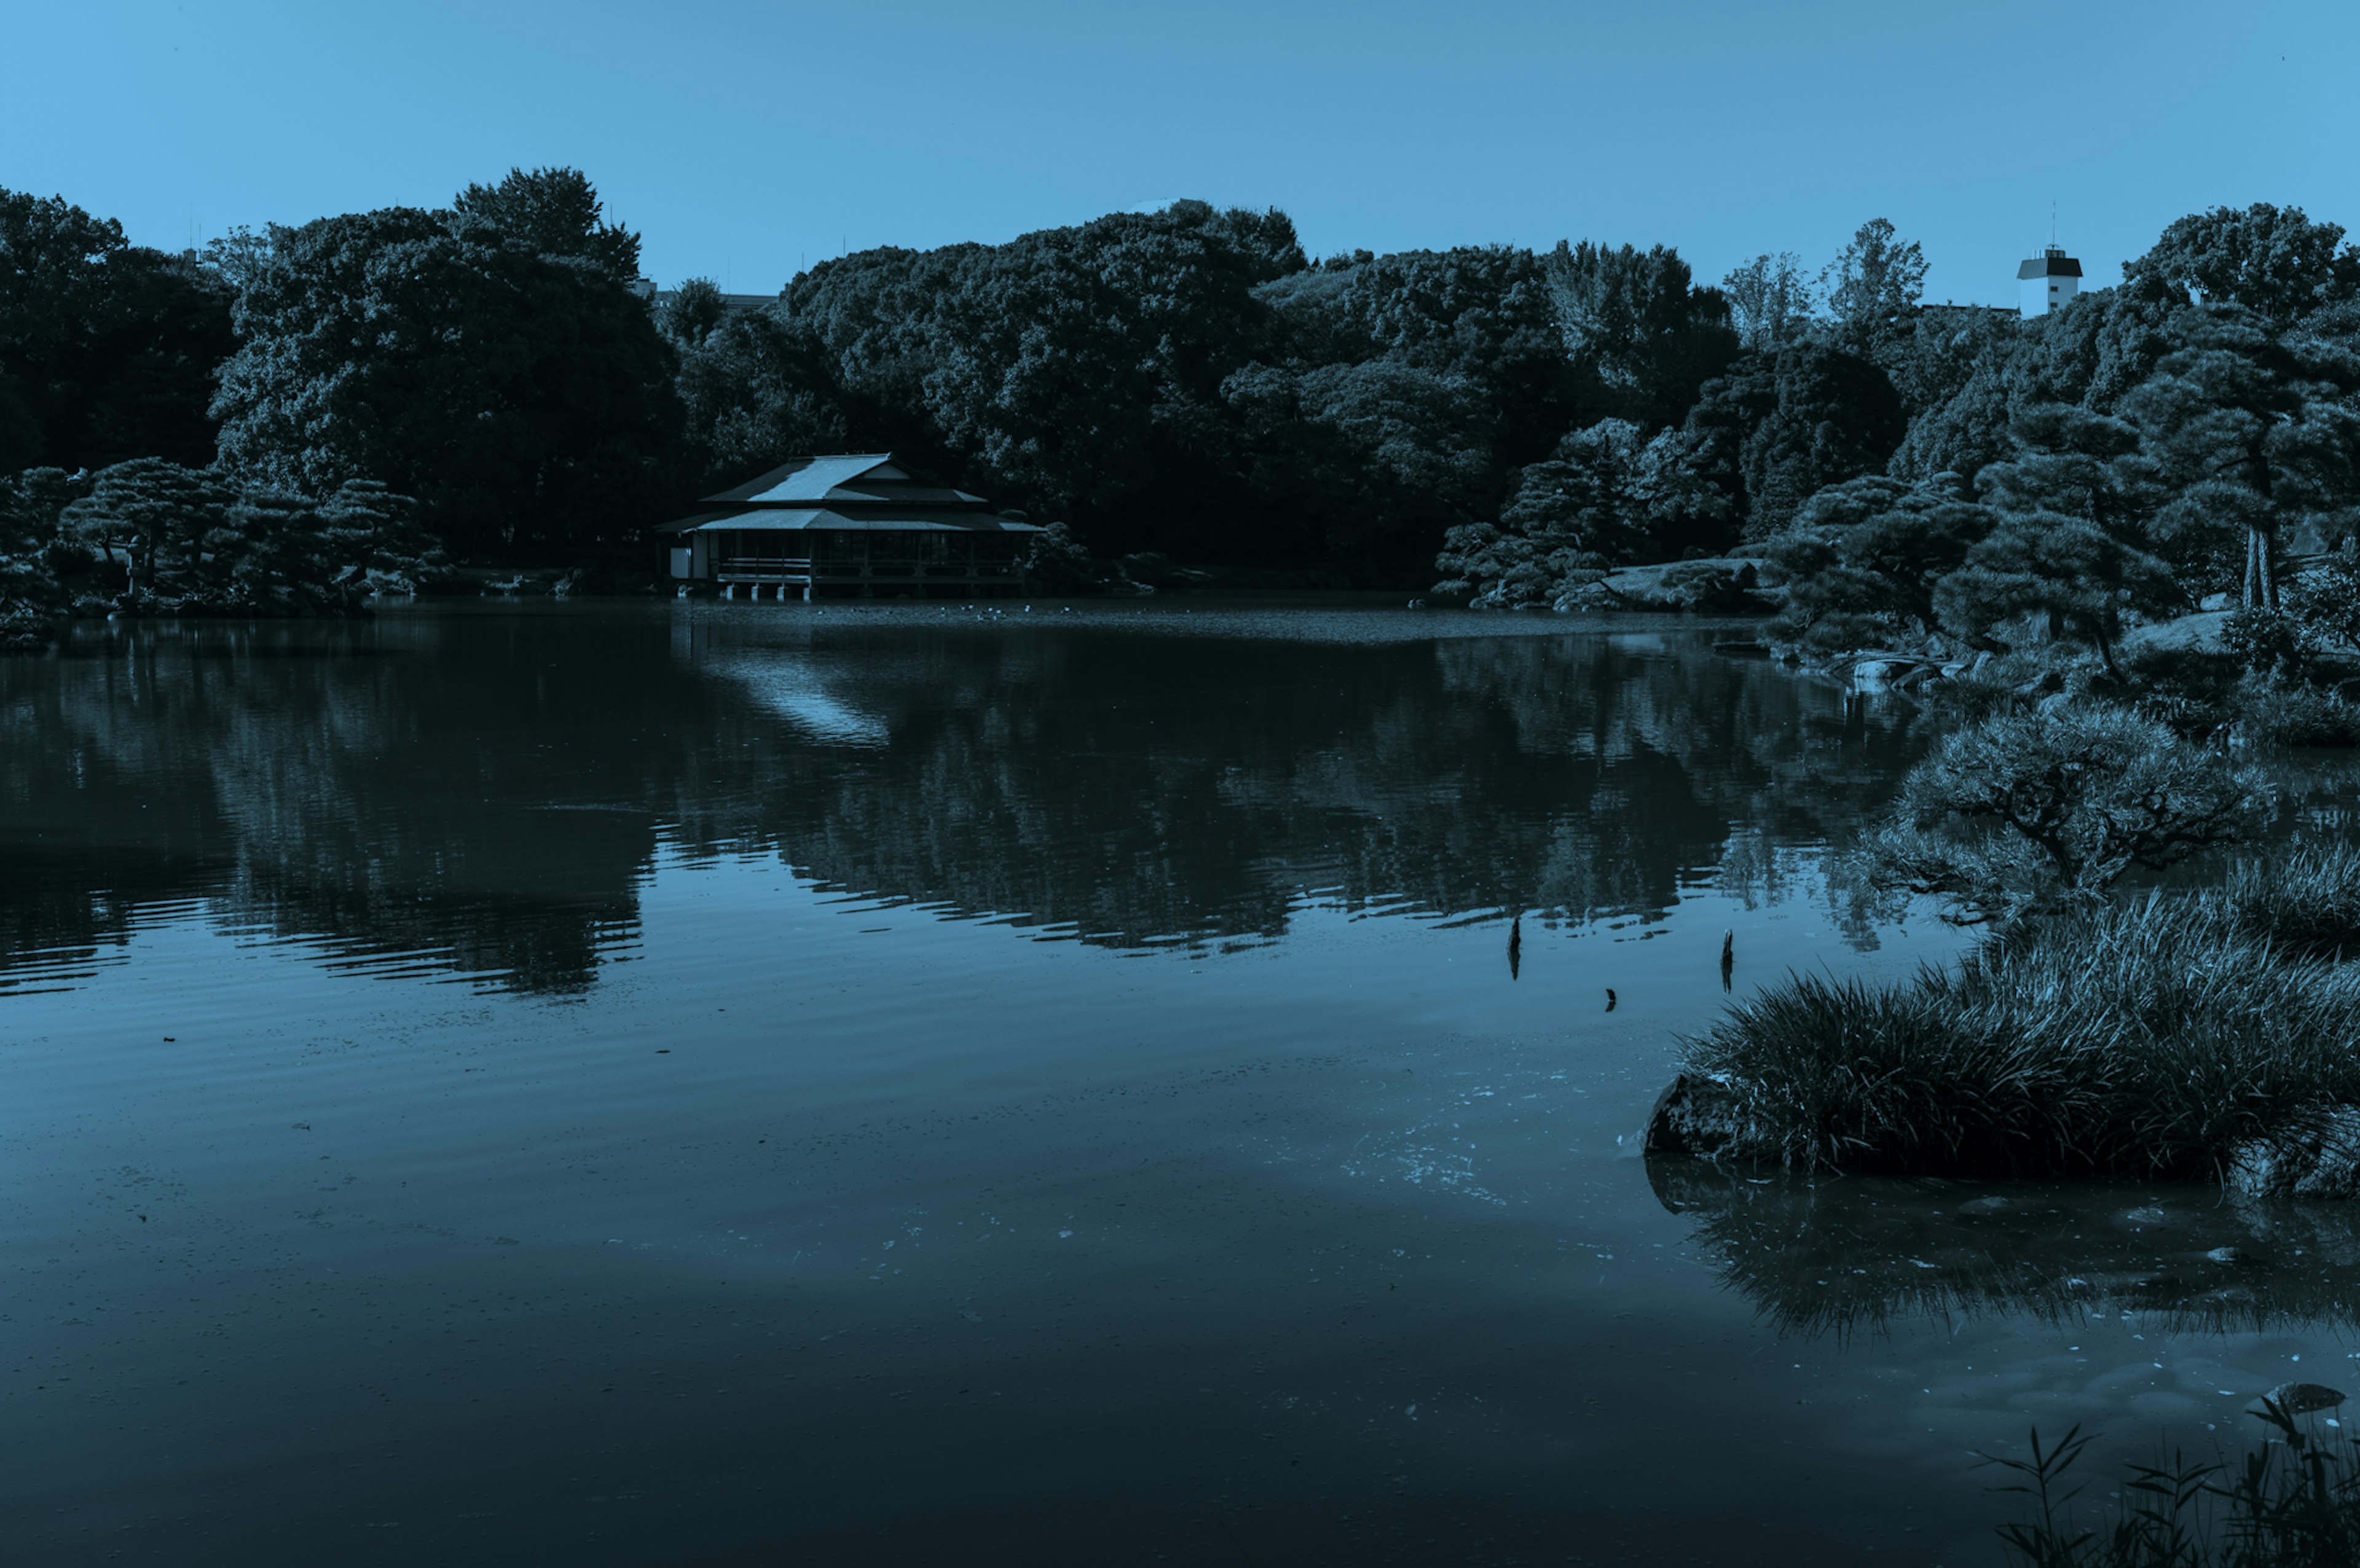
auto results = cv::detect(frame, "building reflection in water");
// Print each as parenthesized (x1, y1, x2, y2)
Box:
(0, 603, 1945, 995)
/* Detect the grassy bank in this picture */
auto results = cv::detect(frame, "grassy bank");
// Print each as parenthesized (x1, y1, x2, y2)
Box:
(1656, 842, 2360, 1182)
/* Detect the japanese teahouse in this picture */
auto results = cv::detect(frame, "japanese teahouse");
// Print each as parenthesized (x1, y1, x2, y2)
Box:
(659, 454, 1042, 599)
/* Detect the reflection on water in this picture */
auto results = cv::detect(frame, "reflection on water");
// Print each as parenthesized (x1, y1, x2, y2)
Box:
(0, 602, 1928, 993)
(1651, 1154, 2360, 1339)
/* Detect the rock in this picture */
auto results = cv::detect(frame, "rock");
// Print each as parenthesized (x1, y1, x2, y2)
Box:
(2264, 1381, 2346, 1414)
(1643, 1072, 1771, 1161)
(2225, 1106, 2360, 1199)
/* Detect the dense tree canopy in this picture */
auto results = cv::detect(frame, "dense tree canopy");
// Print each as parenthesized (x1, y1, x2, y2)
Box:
(0, 188, 234, 472)
(211, 195, 682, 560)
(6, 177, 2360, 649)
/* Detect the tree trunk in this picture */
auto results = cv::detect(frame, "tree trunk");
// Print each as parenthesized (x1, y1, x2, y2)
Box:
(2244, 524, 2282, 611)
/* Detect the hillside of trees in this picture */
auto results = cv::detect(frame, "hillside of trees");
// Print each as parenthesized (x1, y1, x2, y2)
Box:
(3, 168, 2357, 662)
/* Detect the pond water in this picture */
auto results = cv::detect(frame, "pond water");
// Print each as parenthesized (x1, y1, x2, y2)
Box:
(4, 600, 2358, 1566)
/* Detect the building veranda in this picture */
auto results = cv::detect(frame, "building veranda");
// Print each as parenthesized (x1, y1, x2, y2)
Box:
(660, 455, 1044, 600)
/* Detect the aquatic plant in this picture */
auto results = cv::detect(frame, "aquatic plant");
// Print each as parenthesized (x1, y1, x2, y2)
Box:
(1986, 1401, 2360, 1567)
(1671, 893, 2360, 1179)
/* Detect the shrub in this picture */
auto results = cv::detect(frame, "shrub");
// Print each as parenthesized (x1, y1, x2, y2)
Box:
(1680, 893, 2360, 1178)
(1860, 704, 2265, 924)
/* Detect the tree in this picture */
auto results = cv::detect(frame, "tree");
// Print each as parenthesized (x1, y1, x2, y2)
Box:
(1546, 240, 1738, 428)
(1720, 252, 1817, 351)
(1860, 705, 2262, 925)
(661, 278, 729, 348)
(1933, 513, 2179, 673)
(0, 465, 80, 648)
(211, 192, 684, 561)
(59, 458, 232, 598)
(673, 307, 852, 488)
(2123, 203, 2360, 327)
(1686, 343, 1908, 537)
(1976, 402, 2158, 536)
(450, 166, 642, 281)
(317, 479, 450, 593)
(1768, 473, 1996, 654)
(1821, 218, 1927, 363)
(0, 187, 235, 471)
(2119, 305, 2360, 608)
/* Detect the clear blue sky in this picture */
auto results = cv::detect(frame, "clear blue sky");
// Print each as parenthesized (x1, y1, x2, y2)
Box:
(8, 0, 2355, 306)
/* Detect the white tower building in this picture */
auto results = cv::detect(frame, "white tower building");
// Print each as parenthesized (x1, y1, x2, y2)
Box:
(2018, 245, 2082, 317)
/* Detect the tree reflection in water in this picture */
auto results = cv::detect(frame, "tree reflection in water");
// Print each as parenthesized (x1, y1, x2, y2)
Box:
(1649, 1153, 2360, 1339)
(0, 603, 1933, 995)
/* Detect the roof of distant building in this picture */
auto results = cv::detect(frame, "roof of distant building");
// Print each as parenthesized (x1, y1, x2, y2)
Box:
(660, 455, 1038, 535)
(2018, 246, 2084, 280)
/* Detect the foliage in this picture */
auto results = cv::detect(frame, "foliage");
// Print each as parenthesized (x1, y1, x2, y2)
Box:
(1436, 419, 1744, 605)
(2122, 202, 2360, 326)
(16, 459, 440, 625)
(2284, 543, 2360, 655)
(1768, 473, 1995, 654)
(1681, 888, 2360, 1178)
(450, 166, 642, 281)
(1987, 1403, 2360, 1567)
(210, 177, 683, 562)
(1935, 514, 2180, 672)
(1858, 704, 2263, 925)
(660, 278, 729, 349)
(1688, 342, 1908, 538)
(0, 186, 235, 471)
(1720, 252, 1816, 351)
(1544, 241, 1737, 429)
(1820, 217, 1927, 363)
(2122, 305, 2360, 608)
(673, 307, 851, 487)
(1018, 520, 1096, 593)
(0, 466, 82, 648)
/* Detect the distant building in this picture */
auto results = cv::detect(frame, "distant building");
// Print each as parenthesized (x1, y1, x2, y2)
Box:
(659, 455, 1043, 600)
(626, 279, 782, 317)
(2019, 246, 2082, 318)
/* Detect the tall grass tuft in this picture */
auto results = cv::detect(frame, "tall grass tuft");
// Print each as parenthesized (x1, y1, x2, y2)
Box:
(2230, 840, 2360, 963)
(1683, 892, 2360, 1178)
(1986, 1401, 2360, 1566)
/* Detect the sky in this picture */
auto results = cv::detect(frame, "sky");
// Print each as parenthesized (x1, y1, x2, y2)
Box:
(6, 0, 2357, 306)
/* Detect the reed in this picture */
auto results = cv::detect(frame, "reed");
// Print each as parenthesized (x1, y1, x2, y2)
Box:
(1987, 1402, 2360, 1567)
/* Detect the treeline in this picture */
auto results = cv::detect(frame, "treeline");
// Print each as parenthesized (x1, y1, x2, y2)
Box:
(4, 168, 2357, 642)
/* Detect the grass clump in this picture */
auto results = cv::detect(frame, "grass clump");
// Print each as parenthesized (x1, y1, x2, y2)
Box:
(1988, 1402, 2360, 1567)
(2229, 840, 2360, 962)
(1683, 895, 2360, 1177)
(1658, 700, 2360, 1183)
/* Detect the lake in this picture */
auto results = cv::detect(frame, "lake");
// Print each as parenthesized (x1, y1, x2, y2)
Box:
(5, 600, 2357, 1566)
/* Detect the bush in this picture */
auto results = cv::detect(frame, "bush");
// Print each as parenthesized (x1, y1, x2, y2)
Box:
(2237, 676, 2360, 747)
(1677, 892, 2360, 1178)
(1859, 704, 2264, 925)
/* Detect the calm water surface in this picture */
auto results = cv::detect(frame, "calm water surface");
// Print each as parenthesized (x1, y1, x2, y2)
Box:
(6, 600, 2359, 1566)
